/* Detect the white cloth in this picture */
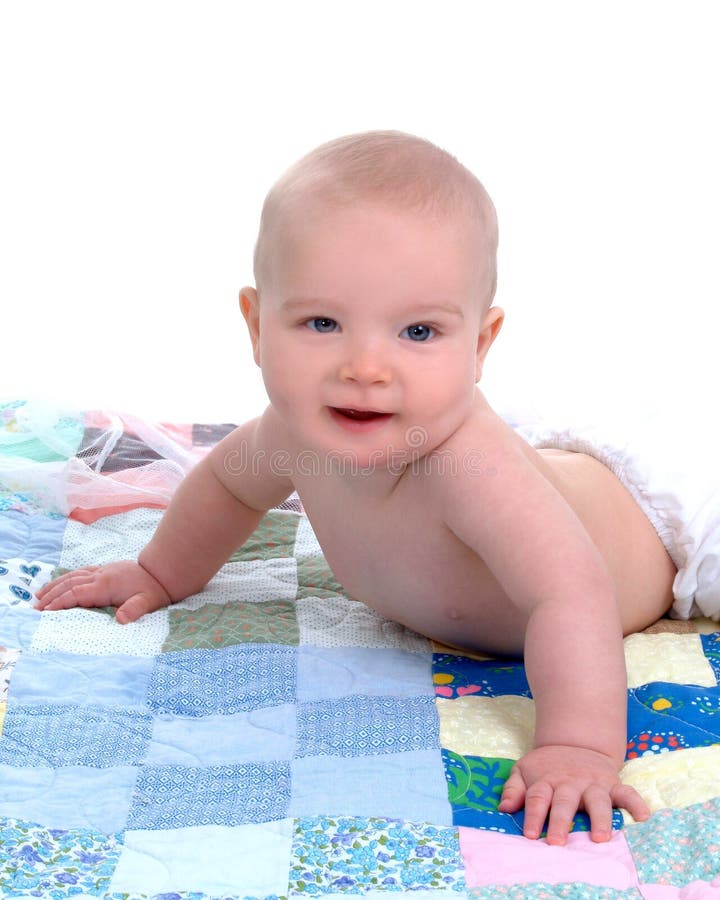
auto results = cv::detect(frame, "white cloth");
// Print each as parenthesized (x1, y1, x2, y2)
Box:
(515, 413, 720, 621)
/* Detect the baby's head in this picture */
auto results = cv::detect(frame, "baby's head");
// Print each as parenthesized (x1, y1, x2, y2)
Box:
(252, 130, 499, 311)
(241, 132, 504, 468)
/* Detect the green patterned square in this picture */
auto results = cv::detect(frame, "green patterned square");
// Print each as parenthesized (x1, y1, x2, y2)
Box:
(296, 555, 346, 599)
(229, 510, 300, 562)
(444, 750, 514, 813)
(164, 600, 299, 650)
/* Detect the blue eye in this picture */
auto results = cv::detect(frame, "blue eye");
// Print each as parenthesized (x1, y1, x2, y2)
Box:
(306, 317, 338, 333)
(402, 323, 435, 342)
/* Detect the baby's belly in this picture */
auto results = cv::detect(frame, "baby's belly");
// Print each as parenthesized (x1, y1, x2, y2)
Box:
(324, 538, 532, 657)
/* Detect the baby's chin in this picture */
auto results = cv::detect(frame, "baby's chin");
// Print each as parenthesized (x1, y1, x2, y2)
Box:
(286, 438, 406, 478)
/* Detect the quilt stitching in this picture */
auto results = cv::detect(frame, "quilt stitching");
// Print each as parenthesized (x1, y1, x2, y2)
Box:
(1, 404, 719, 899)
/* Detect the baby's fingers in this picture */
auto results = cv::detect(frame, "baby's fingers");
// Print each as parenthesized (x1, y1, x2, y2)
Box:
(498, 766, 527, 814)
(581, 785, 614, 843)
(522, 781, 555, 841)
(35, 567, 100, 606)
(545, 784, 588, 844)
(611, 783, 650, 823)
(34, 570, 102, 610)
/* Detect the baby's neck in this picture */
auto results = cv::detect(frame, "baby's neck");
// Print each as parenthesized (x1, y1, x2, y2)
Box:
(325, 456, 408, 499)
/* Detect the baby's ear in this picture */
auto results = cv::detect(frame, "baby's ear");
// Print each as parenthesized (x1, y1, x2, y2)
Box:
(475, 306, 504, 382)
(239, 287, 261, 366)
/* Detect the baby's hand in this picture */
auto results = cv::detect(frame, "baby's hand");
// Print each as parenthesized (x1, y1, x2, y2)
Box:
(498, 745, 650, 844)
(34, 561, 172, 625)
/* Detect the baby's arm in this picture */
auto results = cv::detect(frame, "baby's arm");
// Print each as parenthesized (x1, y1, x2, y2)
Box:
(35, 411, 294, 623)
(438, 420, 649, 844)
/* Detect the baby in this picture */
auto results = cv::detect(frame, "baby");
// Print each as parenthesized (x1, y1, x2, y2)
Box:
(36, 131, 713, 845)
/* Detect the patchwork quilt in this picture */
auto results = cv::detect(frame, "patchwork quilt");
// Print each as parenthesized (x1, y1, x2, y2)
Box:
(1, 399, 719, 899)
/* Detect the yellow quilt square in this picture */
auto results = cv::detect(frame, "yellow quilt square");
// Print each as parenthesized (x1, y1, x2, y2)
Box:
(436, 695, 535, 760)
(620, 744, 720, 819)
(623, 632, 716, 689)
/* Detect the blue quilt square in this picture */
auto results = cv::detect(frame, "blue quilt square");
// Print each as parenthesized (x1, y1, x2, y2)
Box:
(297, 645, 434, 702)
(297, 695, 439, 757)
(290, 749, 452, 824)
(0, 510, 66, 564)
(146, 645, 297, 716)
(626, 682, 720, 759)
(0, 704, 152, 767)
(701, 632, 720, 682)
(9, 650, 154, 710)
(432, 652, 530, 699)
(127, 763, 291, 829)
(0, 607, 40, 650)
(0, 764, 137, 833)
(147, 704, 297, 765)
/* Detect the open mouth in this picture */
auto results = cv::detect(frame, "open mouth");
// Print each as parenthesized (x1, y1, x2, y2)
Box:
(332, 407, 390, 421)
(328, 407, 394, 431)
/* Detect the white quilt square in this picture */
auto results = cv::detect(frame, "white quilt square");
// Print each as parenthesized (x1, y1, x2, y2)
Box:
(294, 514, 322, 558)
(31, 606, 169, 656)
(297, 595, 431, 653)
(177, 556, 298, 611)
(59, 507, 164, 568)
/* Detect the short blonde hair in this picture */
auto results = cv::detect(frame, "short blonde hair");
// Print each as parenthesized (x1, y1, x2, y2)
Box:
(253, 130, 499, 305)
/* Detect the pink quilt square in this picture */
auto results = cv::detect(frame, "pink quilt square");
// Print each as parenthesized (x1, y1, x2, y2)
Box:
(459, 826, 640, 890)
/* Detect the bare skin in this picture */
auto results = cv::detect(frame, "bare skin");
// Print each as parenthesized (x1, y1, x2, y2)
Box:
(35, 393, 676, 844)
(34, 196, 679, 847)
(293, 417, 676, 658)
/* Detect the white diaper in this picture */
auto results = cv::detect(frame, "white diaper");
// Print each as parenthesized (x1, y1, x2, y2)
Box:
(515, 414, 720, 621)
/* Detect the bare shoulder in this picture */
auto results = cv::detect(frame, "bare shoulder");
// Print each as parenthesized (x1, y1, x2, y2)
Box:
(424, 394, 580, 552)
(426, 394, 529, 502)
(206, 406, 296, 511)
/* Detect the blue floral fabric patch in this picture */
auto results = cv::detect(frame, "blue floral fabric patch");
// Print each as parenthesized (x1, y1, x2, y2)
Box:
(289, 816, 465, 894)
(0, 816, 123, 898)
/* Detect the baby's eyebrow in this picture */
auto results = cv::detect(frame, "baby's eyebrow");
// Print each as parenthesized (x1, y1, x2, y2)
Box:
(280, 297, 465, 320)
(408, 303, 465, 320)
(280, 297, 339, 312)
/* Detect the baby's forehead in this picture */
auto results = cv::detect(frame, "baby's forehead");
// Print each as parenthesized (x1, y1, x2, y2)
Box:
(254, 133, 499, 304)
(277, 192, 489, 249)
(267, 198, 494, 310)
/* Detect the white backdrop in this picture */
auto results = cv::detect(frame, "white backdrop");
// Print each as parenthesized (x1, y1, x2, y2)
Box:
(2, 1, 718, 425)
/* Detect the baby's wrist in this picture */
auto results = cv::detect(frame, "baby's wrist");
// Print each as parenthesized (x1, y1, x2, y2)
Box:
(136, 552, 174, 604)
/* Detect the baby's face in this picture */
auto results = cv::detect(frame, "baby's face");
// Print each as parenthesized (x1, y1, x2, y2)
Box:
(248, 201, 495, 470)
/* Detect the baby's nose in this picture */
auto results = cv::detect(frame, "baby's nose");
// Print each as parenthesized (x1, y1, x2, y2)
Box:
(339, 346, 392, 385)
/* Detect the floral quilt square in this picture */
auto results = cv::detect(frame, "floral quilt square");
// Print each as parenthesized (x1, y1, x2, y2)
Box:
(289, 815, 465, 894)
(0, 817, 123, 898)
